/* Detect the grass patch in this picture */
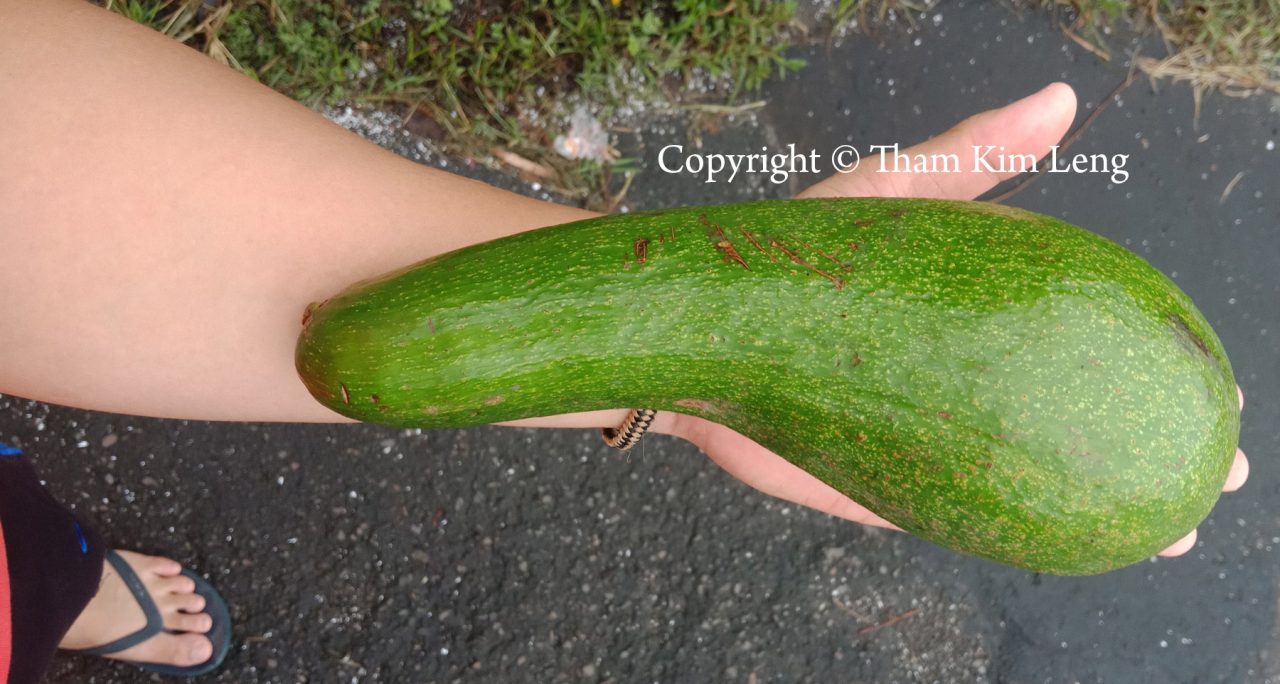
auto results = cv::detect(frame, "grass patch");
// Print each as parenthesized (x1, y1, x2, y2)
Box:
(98, 0, 1278, 206)
(102, 0, 804, 207)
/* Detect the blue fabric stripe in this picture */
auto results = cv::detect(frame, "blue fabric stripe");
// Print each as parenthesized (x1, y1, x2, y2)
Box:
(0, 444, 23, 456)
(73, 520, 89, 553)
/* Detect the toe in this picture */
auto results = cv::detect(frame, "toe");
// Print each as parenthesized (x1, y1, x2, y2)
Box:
(116, 550, 182, 577)
(164, 611, 213, 634)
(106, 632, 213, 669)
(170, 633, 214, 667)
(148, 557, 183, 577)
(163, 591, 207, 614)
(158, 574, 197, 595)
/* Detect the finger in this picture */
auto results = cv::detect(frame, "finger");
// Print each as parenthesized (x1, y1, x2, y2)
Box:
(799, 82, 1077, 201)
(679, 416, 902, 531)
(494, 408, 683, 436)
(1158, 528, 1197, 557)
(1238, 385, 1244, 410)
(1223, 448, 1249, 492)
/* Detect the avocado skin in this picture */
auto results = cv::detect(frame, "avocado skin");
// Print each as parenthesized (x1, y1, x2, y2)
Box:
(296, 198, 1239, 575)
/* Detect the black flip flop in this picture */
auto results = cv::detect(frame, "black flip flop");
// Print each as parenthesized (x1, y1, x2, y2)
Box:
(68, 549, 232, 677)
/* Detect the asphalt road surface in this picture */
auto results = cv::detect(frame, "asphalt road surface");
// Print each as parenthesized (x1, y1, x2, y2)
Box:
(4, 1, 1277, 681)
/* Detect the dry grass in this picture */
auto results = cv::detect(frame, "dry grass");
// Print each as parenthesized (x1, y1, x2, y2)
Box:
(1040, 0, 1280, 96)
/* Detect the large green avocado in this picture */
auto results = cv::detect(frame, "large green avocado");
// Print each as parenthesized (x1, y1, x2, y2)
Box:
(295, 197, 1239, 575)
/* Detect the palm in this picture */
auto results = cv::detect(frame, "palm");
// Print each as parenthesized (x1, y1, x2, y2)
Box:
(678, 83, 1249, 558)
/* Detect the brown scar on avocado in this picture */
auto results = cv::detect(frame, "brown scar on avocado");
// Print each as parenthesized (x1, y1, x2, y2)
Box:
(738, 227, 777, 262)
(1169, 313, 1212, 359)
(769, 238, 844, 289)
(700, 214, 751, 270)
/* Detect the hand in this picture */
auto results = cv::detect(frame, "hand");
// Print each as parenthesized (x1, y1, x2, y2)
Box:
(500, 83, 1248, 558)
(666, 82, 1249, 558)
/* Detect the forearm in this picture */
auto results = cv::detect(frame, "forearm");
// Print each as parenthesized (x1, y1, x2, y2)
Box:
(0, 0, 598, 422)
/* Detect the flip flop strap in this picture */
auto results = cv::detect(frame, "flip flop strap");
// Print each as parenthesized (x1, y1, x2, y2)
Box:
(67, 550, 164, 656)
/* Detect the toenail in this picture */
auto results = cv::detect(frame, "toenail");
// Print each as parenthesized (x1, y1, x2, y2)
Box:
(191, 642, 211, 662)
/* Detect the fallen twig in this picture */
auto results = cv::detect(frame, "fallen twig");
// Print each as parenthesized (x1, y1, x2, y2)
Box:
(1061, 24, 1112, 61)
(857, 608, 920, 636)
(982, 69, 1137, 204)
(1219, 171, 1245, 205)
(490, 147, 555, 179)
(676, 100, 767, 115)
(601, 172, 635, 214)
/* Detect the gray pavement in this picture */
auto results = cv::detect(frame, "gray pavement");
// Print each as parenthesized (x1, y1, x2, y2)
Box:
(4, 1, 1278, 681)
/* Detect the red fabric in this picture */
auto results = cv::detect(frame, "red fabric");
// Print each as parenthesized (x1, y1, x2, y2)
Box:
(0, 518, 12, 683)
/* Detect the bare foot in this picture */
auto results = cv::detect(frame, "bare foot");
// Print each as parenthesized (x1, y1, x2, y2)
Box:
(58, 550, 214, 668)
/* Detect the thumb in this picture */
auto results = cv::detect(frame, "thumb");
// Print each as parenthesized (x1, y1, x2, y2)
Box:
(801, 82, 1078, 200)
